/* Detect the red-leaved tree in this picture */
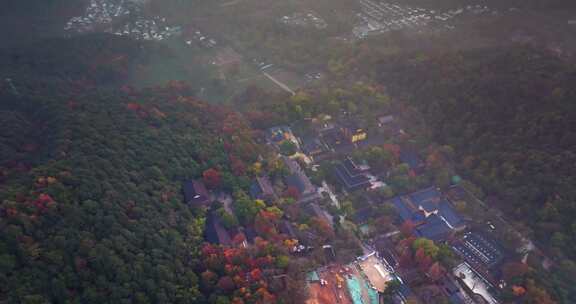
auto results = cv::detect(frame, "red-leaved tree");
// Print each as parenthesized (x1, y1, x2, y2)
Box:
(203, 168, 221, 189)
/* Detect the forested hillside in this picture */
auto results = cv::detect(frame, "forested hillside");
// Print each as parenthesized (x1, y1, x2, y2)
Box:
(374, 46, 576, 301)
(0, 35, 260, 303)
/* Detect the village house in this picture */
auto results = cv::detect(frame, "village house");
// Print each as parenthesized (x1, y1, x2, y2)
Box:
(377, 115, 395, 127)
(242, 227, 257, 245)
(310, 116, 336, 134)
(204, 212, 232, 246)
(335, 156, 372, 191)
(319, 119, 368, 153)
(182, 179, 210, 207)
(322, 245, 336, 263)
(232, 230, 249, 248)
(299, 229, 321, 247)
(374, 236, 399, 269)
(340, 121, 368, 144)
(377, 114, 405, 138)
(279, 220, 298, 239)
(249, 175, 276, 202)
(439, 277, 472, 304)
(353, 211, 379, 235)
(301, 136, 329, 161)
(395, 282, 416, 304)
(399, 149, 425, 174)
(351, 207, 373, 226)
(282, 156, 321, 203)
(267, 125, 299, 148)
(320, 127, 346, 151)
(390, 187, 465, 241)
(304, 202, 334, 226)
(414, 214, 454, 241)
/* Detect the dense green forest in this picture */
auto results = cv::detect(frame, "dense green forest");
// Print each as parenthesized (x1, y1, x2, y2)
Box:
(372, 46, 576, 301)
(0, 35, 260, 303)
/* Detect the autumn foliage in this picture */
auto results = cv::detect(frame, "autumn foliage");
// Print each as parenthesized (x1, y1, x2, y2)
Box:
(512, 285, 527, 297)
(203, 168, 221, 189)
(32, 193, 56, 212)
(400, 220, 416, 237)
(502, 262, 530, 281)
(282, 186, 300, 201)
(198, 243, 280, 303)
(427, 262, 446, 281)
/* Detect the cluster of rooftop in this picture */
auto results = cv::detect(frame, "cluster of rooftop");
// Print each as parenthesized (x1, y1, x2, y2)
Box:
(335, 157, 372, 191)
(279, 11, 327, 30)
(282, 156, 321, 203)
(352, 0, 498, 39)
(391, 187, 465, 241)
(65, 0, 182, 41)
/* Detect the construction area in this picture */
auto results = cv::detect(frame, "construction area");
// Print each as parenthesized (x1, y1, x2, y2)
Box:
(306, 253, 394, 304)
(357, 253, 394, 293)
(307, 265, 353, 304)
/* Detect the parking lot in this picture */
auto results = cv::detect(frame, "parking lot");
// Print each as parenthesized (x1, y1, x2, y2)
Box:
(453, 263, 499, 304)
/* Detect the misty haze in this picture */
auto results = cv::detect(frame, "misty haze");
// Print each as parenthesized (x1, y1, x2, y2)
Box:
(1, 0, 575, 303)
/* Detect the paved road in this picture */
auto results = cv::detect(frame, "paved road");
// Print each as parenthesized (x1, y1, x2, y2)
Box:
(319, 181, 341, 209)
(263, 71, 296, 95)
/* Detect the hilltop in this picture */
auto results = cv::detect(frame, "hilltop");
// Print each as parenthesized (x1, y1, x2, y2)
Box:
(0, 34, 261, 303)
